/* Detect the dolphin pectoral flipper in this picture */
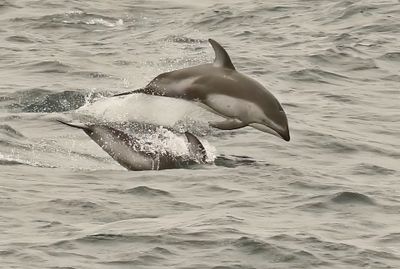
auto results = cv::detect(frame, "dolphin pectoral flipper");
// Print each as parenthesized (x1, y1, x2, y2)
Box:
(209, 119, 247, 130)
(184, 132, 207, 164)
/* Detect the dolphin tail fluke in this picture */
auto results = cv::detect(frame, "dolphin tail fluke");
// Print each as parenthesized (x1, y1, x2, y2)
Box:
(184, 132, 207, 164)
(113, 88, 147, 97)
(56, 120, 88, 131)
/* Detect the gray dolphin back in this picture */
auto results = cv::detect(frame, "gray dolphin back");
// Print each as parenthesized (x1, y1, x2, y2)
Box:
(184, 132, 207, 164)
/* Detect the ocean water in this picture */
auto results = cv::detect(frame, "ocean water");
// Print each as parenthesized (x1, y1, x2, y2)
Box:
(1, 0, 400, 268)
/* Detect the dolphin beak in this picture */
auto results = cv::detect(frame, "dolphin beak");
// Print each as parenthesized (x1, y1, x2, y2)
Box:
(279, 128, 290, 142)
(269, 117, 290, 142)
(269, 124, 290, 142)
(273, 120, 290, 141)
(249, 122, 290, 142)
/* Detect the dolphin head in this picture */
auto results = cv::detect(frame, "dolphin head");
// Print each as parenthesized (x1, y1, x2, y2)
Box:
(247, 85, 290, 141)
(249, 101, 290, 141)
(263, 100, 290, 141)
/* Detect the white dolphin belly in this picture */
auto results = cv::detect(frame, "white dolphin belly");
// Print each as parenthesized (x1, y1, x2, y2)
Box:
(205, 94, 265, 123)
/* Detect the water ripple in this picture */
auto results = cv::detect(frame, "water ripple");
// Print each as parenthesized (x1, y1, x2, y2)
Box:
(330, 191, 376, 205)
(120, 186, 172, 197)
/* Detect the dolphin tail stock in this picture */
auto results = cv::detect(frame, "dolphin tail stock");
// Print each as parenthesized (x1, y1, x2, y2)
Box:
(56, 119, 89, 131)
(184, 132, 207, 164)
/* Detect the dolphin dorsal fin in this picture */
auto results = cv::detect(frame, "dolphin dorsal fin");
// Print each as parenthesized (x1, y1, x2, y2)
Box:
(184, 132, 207, 164)
(209, 39, 235, 70)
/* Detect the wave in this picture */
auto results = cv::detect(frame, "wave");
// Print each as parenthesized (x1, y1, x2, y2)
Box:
(298, 191, 377, 212)
(7, 89, 105, 113)
(118, 186, 172, 197)
(330, 191, 376, 205)
(47, 198, 101, 211)
(23, 60, 71, 73)
(301, 133, 358, 154)
(288, 68, 349, 84)
(11, 11, 124, 30)
(0, 124, 24, 138)
(0, 0, 18, 9)
(102, 246, 173, 266)
(0, 158, 25, 166)
(383, 74, 400, 82)
(5, 35, 35, 44)
(233, 236, 322, 265)
(42, 199, 143, 223)
(204, 185, 242, 194)
(70, 71, 115, 79)
(379, 52, 400, 61)
(288, 180, 337, 191)
(15, 59, 116, 79)
(214, 155, 264, 168)
(76, 233, 163, 244)
(379, 233, 400, 243)
(308, 49, 378, 71)
(164, 35, 205, 44)
(353, 163, 397, 176)
(334, 4, 378, 22)
(0, 153, 55, 168)
(357, 23, 400, 34)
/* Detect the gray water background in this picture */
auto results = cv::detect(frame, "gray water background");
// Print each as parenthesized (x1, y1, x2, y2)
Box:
(1, 0, 400, 268)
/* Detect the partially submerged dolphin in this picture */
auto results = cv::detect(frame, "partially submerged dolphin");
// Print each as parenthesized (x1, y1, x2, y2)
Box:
(114, 39, 290, 141)
(57, 120, 207, 170)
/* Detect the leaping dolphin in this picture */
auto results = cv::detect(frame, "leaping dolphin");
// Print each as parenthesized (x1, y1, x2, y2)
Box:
(114, 39, 290, 141)
(57, 120, 207, 170)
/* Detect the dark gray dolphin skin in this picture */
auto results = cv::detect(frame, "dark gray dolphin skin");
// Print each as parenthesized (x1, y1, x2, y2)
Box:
(114, 39, 290, 141)
(57, 120, 207, 170)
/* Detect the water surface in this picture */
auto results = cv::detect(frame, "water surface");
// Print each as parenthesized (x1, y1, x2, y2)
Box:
(1, 0, 400, 268)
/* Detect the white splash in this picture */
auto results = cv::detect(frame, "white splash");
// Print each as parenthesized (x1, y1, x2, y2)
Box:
(73, 92, 218, 163)
(86, 18, 124, 27)
(75, 93, 218, 127)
